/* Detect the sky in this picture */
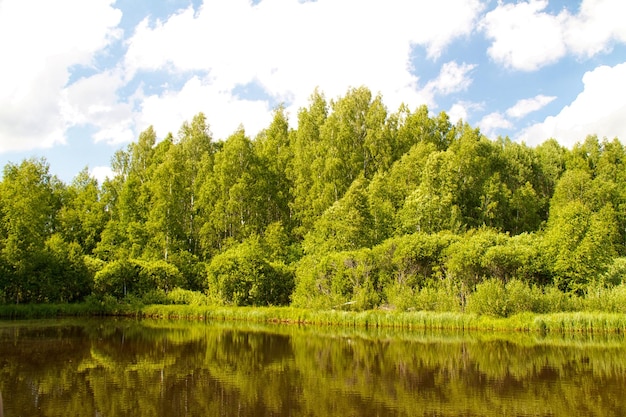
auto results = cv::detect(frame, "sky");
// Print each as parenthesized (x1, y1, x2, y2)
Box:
(1, 0, 625, 184)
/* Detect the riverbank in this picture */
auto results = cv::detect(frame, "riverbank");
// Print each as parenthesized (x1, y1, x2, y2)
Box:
(1, 302, 626, 334)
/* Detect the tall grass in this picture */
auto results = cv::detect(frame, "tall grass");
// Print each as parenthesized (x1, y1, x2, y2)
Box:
(3, 283, 626, 333)
(0, 302, 93, 318)
(137, 305, 626, 333)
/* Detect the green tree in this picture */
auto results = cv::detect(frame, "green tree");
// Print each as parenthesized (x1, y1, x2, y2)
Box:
(176, 113, 216, 255)
(199, 128, 265, 253)
(288, 89, 329, 236)
(303, 175, 374, 256)
(254, 106, 294, 231)
(96, 126, 159, 260)
(0, 158, 64, 303)
(444, 228, 507, 304)
(397, 150, 461, 234)
(367, 141, 438, 243)
(543, 202, 618, 293)
(58, 168, 106, 255)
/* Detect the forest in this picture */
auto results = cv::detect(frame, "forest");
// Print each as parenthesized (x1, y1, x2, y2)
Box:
(0, 86, 624, 316)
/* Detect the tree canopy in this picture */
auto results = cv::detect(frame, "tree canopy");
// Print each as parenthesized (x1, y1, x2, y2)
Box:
(0, 87, 624, 310)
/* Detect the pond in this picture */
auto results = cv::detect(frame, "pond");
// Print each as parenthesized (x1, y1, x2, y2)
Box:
(0, 318, 625, 416)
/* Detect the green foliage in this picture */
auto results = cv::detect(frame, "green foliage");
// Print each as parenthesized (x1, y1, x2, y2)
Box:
(135, 259, 183, 294)
(292, 249, 379, 310)
(467, 279, 544, 317)
(467, 279, 509, 317)
(0, 87, 624, 313)
(602, 257, 626, 286)
(206, 237, 294, 306)
(93, 259, 140, 299)
(303, 175, 374, 255)
(444, 228, 507, 294)
(397, 150, 462, 234)
(543, 201, 618, 292)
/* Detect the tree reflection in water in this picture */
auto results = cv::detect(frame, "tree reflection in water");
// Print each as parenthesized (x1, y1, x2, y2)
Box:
(0, 319, 625, 417)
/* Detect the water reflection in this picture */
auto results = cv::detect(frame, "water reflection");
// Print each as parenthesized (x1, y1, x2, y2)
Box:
(0, 319, 625, 416)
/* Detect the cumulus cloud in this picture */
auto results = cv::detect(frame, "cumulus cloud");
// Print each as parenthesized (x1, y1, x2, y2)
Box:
(564, 0, 626, 57)
(422, 62, 477, 100)
(90, 166, 115, 185)
(482, 0, 626, 71)
(122, 0, 484, 138)
(138, 76, 273, 141)
(478, 111, 512, 139)
(506, 94, 556, 119)
(448, 101, 483, 124)
(0, 0, 122, 152)
(476, 94, 557, 138)
(60, 69, 136, 145)
(518, 62, 626, 147)
(481, 0, 566, 71)
(0, 0, 486, 152)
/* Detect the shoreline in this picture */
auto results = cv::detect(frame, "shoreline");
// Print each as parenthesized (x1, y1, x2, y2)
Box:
(1, 303, 626, 334)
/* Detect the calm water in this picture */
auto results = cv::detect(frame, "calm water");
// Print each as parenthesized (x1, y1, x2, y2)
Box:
(0, 318, 625, 416)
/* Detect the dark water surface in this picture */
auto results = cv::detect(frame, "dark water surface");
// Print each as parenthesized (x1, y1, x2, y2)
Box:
(0, 318, 625, 416)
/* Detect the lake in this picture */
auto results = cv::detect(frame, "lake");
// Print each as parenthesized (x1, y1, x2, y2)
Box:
(0, 318, 625, 416)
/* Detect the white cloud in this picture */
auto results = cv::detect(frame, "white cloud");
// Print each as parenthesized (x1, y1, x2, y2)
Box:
(481, 0, 566, 71)
(482, 0, 626, 71)
(478, 112, 512, 139)
(422, 62, 477, 100)
(61, 69, 135, 145)
(564, 0, 626, 57)
(506, 94, 556, 119)
(0, 0, 122, 152)
(123, 0, 484, 136)
(0, 0, 486, 154)
(90, 166, 115, 184)
(448, 101, 483, 124)
(138, 76, 273, 141)
(518, 62, 626, 147)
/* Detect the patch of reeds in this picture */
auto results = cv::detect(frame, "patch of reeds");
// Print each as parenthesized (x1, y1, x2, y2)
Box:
(136, 305, 626, 333)
(0, 302, 93, 318)
(2, 298, 626, 334)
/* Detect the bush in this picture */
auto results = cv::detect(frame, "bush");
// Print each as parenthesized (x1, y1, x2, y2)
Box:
(466, 279, 508, 317)
(353, 280, 380, 311)
(584, 283, 626, 313)
(414, 284, 461, 312)
(292, 249, 378, 310)
(536, 285, 580, 313)
(383, 283, 415, 311)
(207, 238, 295, 306)
(164, 288, 210, 306)
(141, 289, 168, 305)
(602, 257, 626, 286)
(505, 279, 536, 315)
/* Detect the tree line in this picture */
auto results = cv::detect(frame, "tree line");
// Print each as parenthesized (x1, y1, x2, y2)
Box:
(0, 87, 624, 311)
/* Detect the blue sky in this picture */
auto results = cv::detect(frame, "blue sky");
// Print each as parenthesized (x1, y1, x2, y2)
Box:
(1, 0, 625, 184)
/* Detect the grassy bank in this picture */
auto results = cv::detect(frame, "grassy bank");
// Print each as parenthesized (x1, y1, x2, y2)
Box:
(139, 305, 626, 333)
(2, 301, 624, 334)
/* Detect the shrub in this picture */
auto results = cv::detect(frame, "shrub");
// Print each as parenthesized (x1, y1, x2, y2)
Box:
(466, 279, 508, 317)
(207, 238, 295, 306)
(537, 285, 580, 313)
(414, 284, 461, 312)
(383, 282, 415, 311)
(505, 279, 535, 315)
(164, 288, 210, 306)
(602, 257, 626, 286)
